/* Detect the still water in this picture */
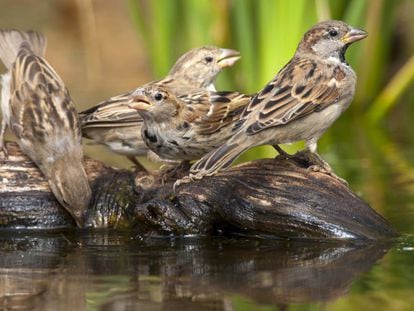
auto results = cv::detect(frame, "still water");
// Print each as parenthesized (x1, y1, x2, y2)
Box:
(0, 230, 411, 311)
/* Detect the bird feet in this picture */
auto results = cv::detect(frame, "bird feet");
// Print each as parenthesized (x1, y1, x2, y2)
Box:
(297, 150, 349, 186)
(158, 161, 191, 185)
(173, 171, 206, 191)
(173, 176, 192, 191)
(272, 145, 293, 160)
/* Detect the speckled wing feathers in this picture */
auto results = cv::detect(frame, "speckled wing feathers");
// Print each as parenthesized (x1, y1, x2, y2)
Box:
(0, 29, 46, 69)
(10, 45, 80, 148)
(181, 91, 251, 136)
(80, 91, 142, 128)
(243, 58, 340, 135)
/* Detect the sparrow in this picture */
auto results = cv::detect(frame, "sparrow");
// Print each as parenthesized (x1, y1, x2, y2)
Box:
(80, 46, 241, 169)
(0, 29, 91, 227)
(127, 85, 251, 163)
(176, 20, 367, 187)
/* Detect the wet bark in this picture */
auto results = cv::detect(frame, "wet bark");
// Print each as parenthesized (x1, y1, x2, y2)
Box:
(0, 141, 398, 240)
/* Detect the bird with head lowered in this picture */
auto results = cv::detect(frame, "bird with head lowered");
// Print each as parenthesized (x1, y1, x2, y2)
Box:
(0, 29, 91, 227)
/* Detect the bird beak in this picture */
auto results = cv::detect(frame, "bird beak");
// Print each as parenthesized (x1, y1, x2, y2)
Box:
(128, 92, 152, 111)
(217, 48, 241, 68)
(71, 210, 85, 228)
(47, 177, 88, 228)
(341, 27, 367, 44)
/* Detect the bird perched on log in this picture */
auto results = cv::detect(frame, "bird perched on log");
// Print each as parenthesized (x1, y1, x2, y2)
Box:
(175, 20, 367, 188)
(80, 46, 241, 170)
(0, 29, 91, 227)
(127, 86, 251, 167)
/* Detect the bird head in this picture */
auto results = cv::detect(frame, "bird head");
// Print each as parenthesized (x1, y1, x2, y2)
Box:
(297, 20, 367, 60)
(46, 150, 91, 228)
(128, 86, 182, 123)
(168, 46, 240, 90)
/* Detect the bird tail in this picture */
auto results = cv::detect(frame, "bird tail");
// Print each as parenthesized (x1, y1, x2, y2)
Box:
(190, 136, 250, 178)
(0, 29, 46, 69)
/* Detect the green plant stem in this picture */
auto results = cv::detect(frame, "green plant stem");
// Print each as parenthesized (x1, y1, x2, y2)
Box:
(368, 54, 414, 122)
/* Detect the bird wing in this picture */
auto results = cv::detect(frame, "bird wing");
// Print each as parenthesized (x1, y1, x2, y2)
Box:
(79, 78, 177, 128)
(0, 29, 46, 69)
(79, 91, 143, 128)
(242, 58, 341, 135)
(10, 45, 81, 147)
(181, 91, 251, 135)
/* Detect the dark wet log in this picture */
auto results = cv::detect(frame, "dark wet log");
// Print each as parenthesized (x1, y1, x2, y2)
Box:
(132, 155, 398, 240)
(0, 141, 118, 229)
(0, 141, 398, 240)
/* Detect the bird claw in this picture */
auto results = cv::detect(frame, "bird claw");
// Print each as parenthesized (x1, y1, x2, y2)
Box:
(297, 150, 332, 170)
(297, 150, 349, 186)
(173, 176, 192, 192)
(307, 165, 349, 186)
(273, 145, 291, 160)
(308, 164, 332, 174)
(275, 151, 293, 160)
(173, 172, 205, 192)
(158, 161, 190, 184)
(157, 164, 177, 185)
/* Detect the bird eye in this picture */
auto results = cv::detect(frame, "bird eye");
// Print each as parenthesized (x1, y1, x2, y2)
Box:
(329, 29, 338, 37)
(154, 92, 163, 101)
(205, 56, 214, 63)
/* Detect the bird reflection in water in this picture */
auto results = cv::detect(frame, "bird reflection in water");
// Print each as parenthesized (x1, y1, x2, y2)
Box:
(0, 232, 392, 310)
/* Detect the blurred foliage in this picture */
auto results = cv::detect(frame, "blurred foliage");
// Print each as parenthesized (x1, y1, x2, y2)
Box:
(127, 0, 414, 161)
(127, 0, 413, 115)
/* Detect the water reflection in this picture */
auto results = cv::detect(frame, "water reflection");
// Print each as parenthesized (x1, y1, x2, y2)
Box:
(0, 232, 393, 310)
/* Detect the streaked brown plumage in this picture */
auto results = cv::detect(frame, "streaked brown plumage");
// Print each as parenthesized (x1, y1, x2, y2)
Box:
(0, 29, 91, 227)
(127, 86, 251, 162)
(80, 46, 240, 168)
(176, 20, 367, 187)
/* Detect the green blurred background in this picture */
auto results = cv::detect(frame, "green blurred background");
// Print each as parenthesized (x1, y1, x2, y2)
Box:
(1, 2, 414, 310)
(1, 0, 414, 226)
(127, 0, 414, 162)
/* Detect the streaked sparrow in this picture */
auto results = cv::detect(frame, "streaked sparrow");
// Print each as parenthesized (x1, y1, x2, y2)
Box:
(0, 29, 91, 227)
(176, 20, 367, 187)
(127, 86, 251, 162)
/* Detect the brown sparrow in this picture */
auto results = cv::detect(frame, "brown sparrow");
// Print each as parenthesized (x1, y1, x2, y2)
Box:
(80, 46, 240, 169)
(176, 20, 367, 187)
(0, 29, 91, 227)
(127, 86, 251, 162)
